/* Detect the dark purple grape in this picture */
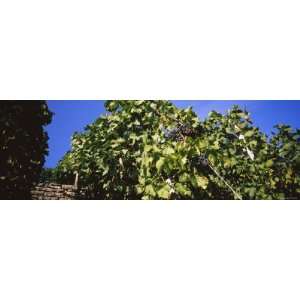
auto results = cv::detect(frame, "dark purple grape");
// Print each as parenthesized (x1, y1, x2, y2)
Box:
(163, 122, 202, 141)
(191, 155, 208, 168)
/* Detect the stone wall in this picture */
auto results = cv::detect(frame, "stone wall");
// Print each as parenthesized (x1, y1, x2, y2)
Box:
(31, 183, 78, 200)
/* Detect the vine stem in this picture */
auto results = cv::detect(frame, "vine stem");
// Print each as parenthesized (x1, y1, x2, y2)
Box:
(207, 161, 243, 200)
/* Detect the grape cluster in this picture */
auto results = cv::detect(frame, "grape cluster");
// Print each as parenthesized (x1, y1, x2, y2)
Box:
(181, 125, 196, 137)
(163, 128, 180, 140)
(191, 154, 209, 168)
(163, 124, 201, 141)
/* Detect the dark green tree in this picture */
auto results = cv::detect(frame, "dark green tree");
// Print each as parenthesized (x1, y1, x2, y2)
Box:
(0, 101, 53, 199)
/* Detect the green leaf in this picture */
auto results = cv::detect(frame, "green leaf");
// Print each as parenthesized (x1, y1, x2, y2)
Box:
(224, 158, 232, 168)
(150, 103, 157, 110)
(236, 112, 248, 119)
(157, 184, 170, 199)
(111, 138, 125, 148)
(175, 183, 192, 197)
(106, 101, 119, 111)
(249, 140, 258, 147)
(163, 146, 175, 155)
(265, 159, 274, 167)
(142, 155, 153, 167)
(229, 148, 235, 155)
(144, 145, 152, 153)
(212, 140, 220, 150)
(244, 130, 255, 138)
(103, 166, 109, 175)
(248, 187, 256, 199)
(145, 184, 156, 197)
(156, 157, 165, 173)
(195, 175, 209, 189)
(129, 133, 138, 141)
(180, 156, 188, 168)
(197, 140, 208, 150)
(152, 133, 160, 142)
(225, 127, 233, 134)
(179, 173, 190, 183)
(122, 149, 128, 155)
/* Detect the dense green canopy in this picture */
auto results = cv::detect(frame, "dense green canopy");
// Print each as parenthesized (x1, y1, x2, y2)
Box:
(0, 101, 53, 199)
(54, 100, 300, 199)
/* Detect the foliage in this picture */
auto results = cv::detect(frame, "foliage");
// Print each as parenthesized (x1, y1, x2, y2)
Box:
(39, 168, 56, 183)
(0, 101, 53, 199)
(56, 100, 300, 200)
(40, 153, 76, 185)
(268, 125, 300, 199)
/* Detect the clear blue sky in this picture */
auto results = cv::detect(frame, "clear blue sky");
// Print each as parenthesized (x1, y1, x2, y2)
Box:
(45, 100, 300, 168)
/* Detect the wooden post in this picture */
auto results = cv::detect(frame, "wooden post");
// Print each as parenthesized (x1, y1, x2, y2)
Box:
(74, 171, 79, 189)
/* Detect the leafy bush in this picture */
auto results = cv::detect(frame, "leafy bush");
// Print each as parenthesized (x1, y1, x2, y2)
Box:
(40, 154, 76, 185)
(39, 168, 55, 183)
(0, 101, 53, 199)
(56, 100, 300, 200)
